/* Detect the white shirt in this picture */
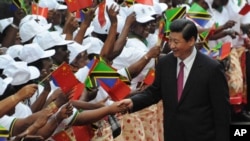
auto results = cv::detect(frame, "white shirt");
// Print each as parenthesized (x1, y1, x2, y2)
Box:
(177, 47, 197, 88)
(112, 37, 155, 90)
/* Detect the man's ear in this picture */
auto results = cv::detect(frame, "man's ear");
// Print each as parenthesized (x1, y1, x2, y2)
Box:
(188, 36, 196, 47)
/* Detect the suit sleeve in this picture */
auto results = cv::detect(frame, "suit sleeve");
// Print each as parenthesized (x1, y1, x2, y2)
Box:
(129, 59, 163, 112)
(209, 63, 230, 141)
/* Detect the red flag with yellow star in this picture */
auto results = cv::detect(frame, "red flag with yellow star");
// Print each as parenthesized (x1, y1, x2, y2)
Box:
(78, 0, 93, 9)
(51, 62, 80, 94)
(143, 68, 155, 85)
(72, 125, 94, 141)
(31, 3, 48, 18)
(52, 130, 71, 141)
(65, 0, 79, 12)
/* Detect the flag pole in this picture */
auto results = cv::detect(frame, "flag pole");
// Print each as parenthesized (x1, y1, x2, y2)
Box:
(38, 72, 53, 85)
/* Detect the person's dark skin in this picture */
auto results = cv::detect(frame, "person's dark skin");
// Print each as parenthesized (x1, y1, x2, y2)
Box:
(11, 102, 72, 139)
(35, 103, 73, 139)
(212, 0, 228, 9)
(111, 12, 136, 61)
(171, 0, 185, 7)
(127, 45, 161, 79)
(28, 58, 53, 113)
(0, 83, 38, 117)
(74, 7, 96, 44)
(51, 45, 70, 66)
(99, 4, 119, 63)
(63, 12, 79, 40)
(71, 96, 108, 110)
(70, 51, 89, 73)
(13, 108, 52, 141)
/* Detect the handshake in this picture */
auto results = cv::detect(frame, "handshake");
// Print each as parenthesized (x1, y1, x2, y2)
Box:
(106, 99, 133, 138)
(108, 99, 133, 115)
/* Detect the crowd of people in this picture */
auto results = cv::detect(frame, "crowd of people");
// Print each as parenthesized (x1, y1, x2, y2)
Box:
(0, 0, 250, 140)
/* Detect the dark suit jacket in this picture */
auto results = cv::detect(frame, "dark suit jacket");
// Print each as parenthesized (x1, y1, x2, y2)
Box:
(130, 50, 230, 141)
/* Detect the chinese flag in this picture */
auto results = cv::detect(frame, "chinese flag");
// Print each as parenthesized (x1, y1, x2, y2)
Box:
(98, 0, 106, 27)
(99, 79, 131, 101)
(239, 3, 250, 15)
(72, 125, 94, 141)
(219, 42, 231, 60)
(136, 0, 153, 5)
(52, 131, 71, 141)
(65, 0, 79, 12)
(51, 62, 80, 94)
(78, 0, 93, 9)
(31, 3, 48, 18)
(143, 68, 155, 85)
(71, 83, 85, 100)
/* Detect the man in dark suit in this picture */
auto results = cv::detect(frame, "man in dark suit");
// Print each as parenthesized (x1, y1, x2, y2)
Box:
(119, 19, 230, 141)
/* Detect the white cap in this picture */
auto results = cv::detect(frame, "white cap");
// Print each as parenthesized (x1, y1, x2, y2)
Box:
(153, 2, 168, 15)
(6, 45, 23, 58)
(0, 17, 13, 33)
(0, 54, 15, 69)
(0, 77, 13, 96)
(39, 0, 67, 10)
(129, 3, 155, 23)
(33, 31, 74, 50)
(19, 20, 51, 43)
(68, 41, 91, 64)
(86, 37, 104, 55)
(3, 61, 40, 85)
(145, 5, 157, 16)
(19, 43, 55, 63)
(20, 14, 52, 29)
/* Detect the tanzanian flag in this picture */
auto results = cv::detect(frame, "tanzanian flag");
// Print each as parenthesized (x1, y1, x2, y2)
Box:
(85, 58, 131, 101)
(0, 125, 8, 141)
(165, 6, 186, 22)
(187, 3, 211, 27)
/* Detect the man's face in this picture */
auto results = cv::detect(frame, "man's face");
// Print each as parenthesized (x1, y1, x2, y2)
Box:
(168, 32, 194, 60)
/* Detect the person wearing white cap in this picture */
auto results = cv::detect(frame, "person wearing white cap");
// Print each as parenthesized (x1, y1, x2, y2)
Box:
(19, 19, 51, 44)
(112, 3, 158, 89)
(19, 14, 52, 30)
(8, 43, 55, 113)
(39, 0, 67, 10)
(38, 0, 68, 33)
(2, 61, 40, 118)
(18, 43, 55, 64)
(0, 8, 26, 48)
(68, 41, 91, 72)
(33, 31, 73, 66)
(147, 2, 168, 49)
(3, 61, 40, 86)
(109, 3, 162, 141)
(91, 1, 125, 43)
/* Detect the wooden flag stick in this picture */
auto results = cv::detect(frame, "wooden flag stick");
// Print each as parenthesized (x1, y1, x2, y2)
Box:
(38, 72, 53, 85)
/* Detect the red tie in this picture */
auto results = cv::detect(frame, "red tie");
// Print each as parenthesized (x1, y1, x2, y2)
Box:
(177, 62, 185, 101)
